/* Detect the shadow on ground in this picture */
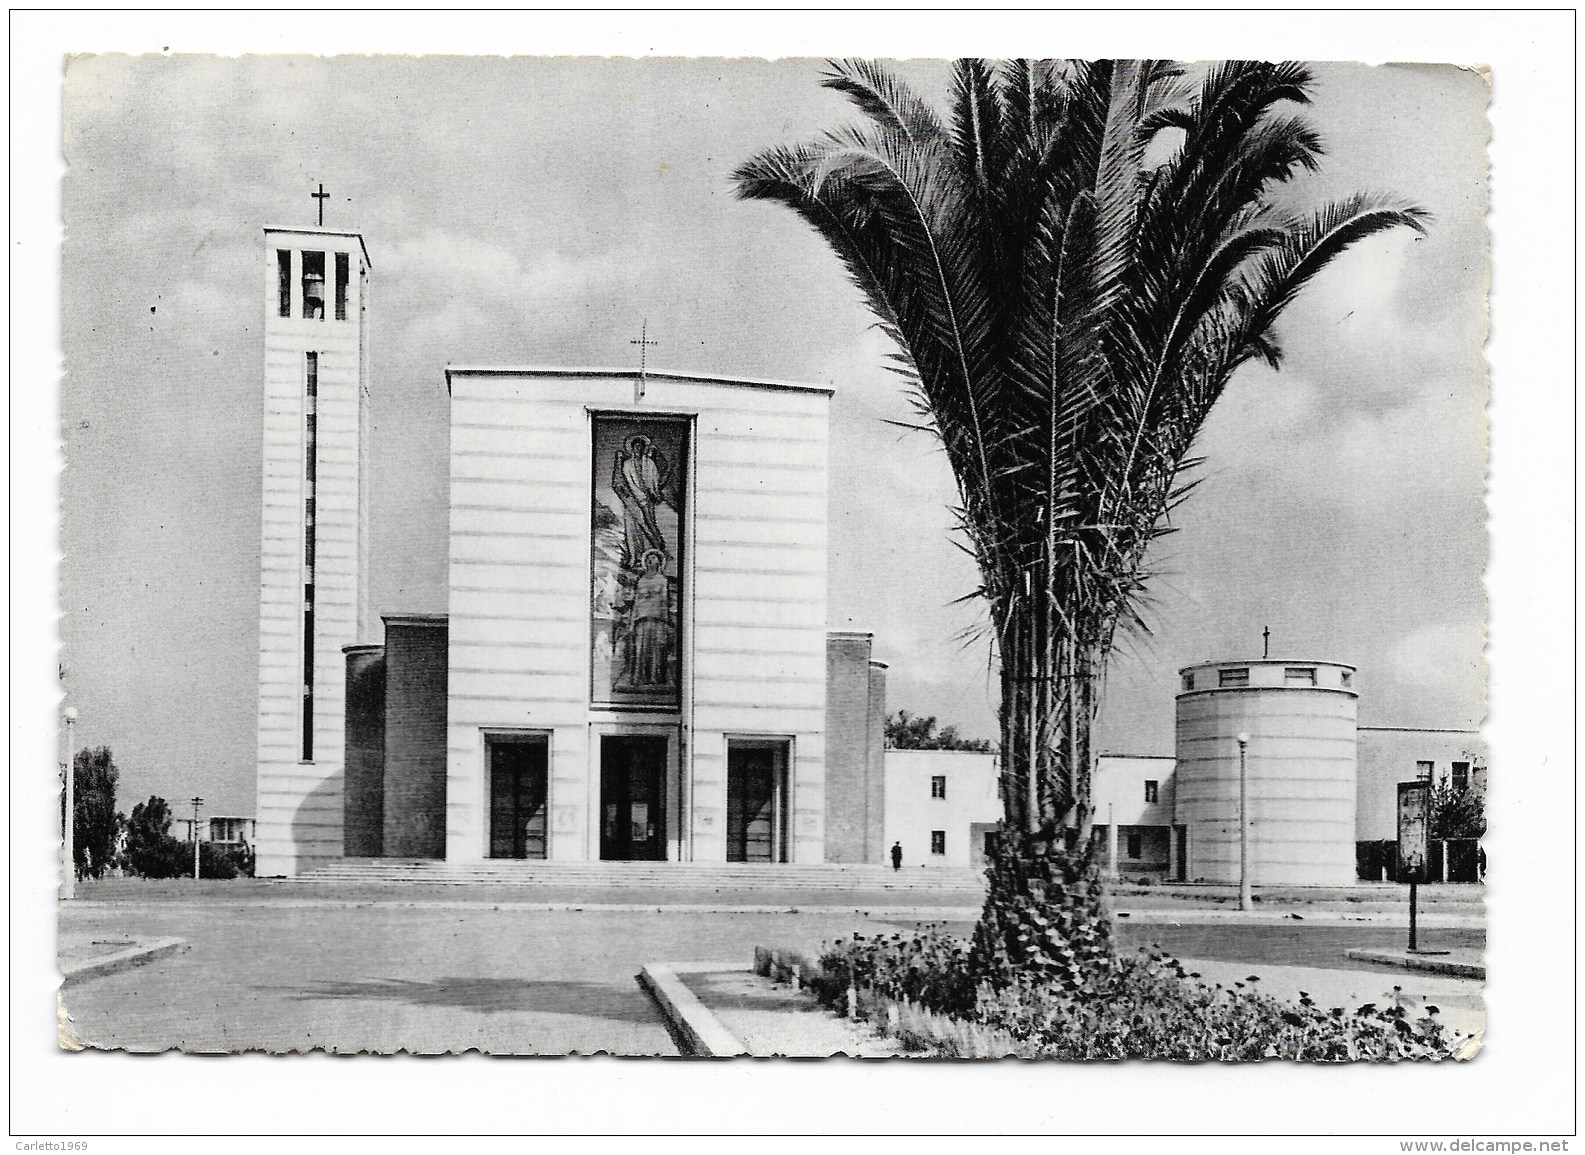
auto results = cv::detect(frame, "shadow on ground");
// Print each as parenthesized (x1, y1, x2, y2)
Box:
(268, 976, 657, 1021)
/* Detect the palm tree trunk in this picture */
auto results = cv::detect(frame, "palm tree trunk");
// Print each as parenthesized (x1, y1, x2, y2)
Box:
(995, 586, 1102, 839)
(1024, 572, 1039, 833)
(997, 597, 1029, 835)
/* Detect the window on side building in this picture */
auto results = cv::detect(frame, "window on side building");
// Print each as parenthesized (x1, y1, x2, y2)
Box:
(930, 775, 946, 799)
(930, 830, 945, 855)
(1451, 761, 1470, 791)
(1126, 830, 1142, 859)
(1144, 779, 1159, 804)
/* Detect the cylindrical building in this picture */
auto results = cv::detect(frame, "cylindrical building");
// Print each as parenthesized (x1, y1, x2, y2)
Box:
(1174, 658, 1358, 886)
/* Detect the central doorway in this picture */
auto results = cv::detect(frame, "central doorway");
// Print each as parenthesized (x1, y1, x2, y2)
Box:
(488, 734, 548, 860)
(600, 734, 668, 861)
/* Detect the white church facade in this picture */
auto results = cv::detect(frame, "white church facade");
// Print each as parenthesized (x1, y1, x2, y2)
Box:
(437, 366, 840, 866)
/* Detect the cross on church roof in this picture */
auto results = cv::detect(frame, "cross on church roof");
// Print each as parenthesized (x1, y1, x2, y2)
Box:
(312, 182, 329, 227)
(630, 320, 659, 402)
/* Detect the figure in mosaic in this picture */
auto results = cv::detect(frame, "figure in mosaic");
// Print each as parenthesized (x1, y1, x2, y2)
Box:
(626, 548, 674, 687)
(611, 434, 671, 571)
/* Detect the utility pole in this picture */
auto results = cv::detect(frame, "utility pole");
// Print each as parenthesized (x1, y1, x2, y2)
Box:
(1107, 802, 1118, 879)
(61, 707, 78, 900)
(1236, 732, 1251, 911)
(190, 796, 204, 880)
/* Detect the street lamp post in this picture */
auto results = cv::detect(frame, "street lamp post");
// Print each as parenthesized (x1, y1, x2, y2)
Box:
(190, 796, 204, 880)
(61, 707, 78, 901)
(1236, 732, 1251, 912)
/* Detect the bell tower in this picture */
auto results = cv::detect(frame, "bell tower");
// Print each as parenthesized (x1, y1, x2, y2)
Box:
(255, 223, 373, 876)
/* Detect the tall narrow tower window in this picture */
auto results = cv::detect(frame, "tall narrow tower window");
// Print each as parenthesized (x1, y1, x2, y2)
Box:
(301, 351, 319, 761)
(301, 251, 326, 320)
(276, 250, 292, 317)
(334, 252, 350, 321)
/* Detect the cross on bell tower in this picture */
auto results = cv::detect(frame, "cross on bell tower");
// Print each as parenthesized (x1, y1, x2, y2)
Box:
(1263, 625, 1271, 659)
(311, 182, 329, 227)
(630, 320, 658, 403)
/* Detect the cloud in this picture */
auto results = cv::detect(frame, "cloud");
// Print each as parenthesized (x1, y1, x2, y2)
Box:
(1389, 620, 1486, 702)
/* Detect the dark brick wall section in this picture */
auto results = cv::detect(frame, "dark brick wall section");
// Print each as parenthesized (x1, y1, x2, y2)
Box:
(866, 659, 887, 862)
(824, 632, 879, 864)
(342, 645, 386, 857)
(383, 618, 448, 858)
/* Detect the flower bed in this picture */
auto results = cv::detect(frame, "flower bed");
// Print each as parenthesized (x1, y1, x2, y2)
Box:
(762, 927, 1472, 1061)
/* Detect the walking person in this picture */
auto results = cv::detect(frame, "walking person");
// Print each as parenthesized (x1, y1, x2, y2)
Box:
(890, 841, 903, 871)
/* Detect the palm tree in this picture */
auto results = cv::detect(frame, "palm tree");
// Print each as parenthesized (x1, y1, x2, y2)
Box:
(734, 59, 1426, 982)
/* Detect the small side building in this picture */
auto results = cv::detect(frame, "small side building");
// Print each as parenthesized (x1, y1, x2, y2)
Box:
(1355, 725, 1485, 881)
(1091, 754, 1178, 880)
(883, 749, 1000, 868)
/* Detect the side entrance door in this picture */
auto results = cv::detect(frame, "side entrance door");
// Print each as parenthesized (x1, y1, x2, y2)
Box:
(600, 735, 668, 861)
(726, 742, 786, 863)
(488, 736, 548, 859)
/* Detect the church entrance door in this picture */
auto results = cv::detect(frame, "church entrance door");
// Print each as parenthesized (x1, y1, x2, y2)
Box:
(726, 740, 788, 863)
(600, 735, 668, 861)
(487, 735, 548, 860)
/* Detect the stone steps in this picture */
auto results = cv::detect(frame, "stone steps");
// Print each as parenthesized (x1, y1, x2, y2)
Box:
(294, 859, 987, 891)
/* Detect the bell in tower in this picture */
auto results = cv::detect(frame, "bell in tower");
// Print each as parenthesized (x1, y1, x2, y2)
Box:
(301, 251, 326, 320)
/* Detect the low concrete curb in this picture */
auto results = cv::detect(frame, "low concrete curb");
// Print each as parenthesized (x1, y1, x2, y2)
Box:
(1345, 948, 1485, 979)
(1115, 909, 1483, 929)
(636, 961, 749, 1058)
(68, 899, 985, 918)
(60, 937, 187, 985)
(67, 899, 1481, 928)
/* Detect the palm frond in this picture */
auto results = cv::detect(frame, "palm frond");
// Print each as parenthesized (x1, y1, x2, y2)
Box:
(1240, 195, 1431, 364)
(821, 58, 947, 148)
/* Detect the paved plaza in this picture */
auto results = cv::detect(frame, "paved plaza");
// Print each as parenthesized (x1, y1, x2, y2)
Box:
(59, 900, 886, 1054)
(57, 880, 1485, 1056)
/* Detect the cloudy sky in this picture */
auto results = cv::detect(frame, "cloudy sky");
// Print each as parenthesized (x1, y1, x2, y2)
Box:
(58, 55, 1489, 816)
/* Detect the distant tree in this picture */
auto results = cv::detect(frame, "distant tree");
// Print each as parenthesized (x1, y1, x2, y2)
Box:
(71, 746, 121, 880)
(1430, 781, 1485, 842)
(198, 841, 241, 880)
(125, 795, 187, 879)
(885, 709, 996, 753)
